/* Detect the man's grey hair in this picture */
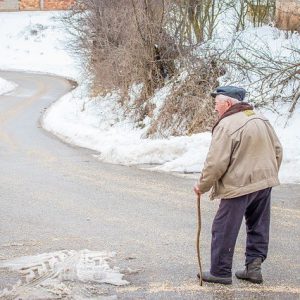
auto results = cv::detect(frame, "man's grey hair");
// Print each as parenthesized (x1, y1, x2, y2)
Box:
(216, 94, 240, 105)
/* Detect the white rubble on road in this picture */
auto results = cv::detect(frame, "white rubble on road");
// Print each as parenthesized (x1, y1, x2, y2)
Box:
(0, 76, 17, 95)
(0, 249, 128, 299)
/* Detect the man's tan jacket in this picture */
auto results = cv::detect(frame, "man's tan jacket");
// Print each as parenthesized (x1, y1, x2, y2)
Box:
(199, 110, 283, 200)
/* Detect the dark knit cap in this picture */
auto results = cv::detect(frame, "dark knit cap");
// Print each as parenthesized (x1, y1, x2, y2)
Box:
(211, 86, 246, 101)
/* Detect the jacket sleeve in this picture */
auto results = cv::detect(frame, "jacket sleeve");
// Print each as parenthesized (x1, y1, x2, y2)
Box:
(198, 126, 233, 193)
(273, 130, 283, 170)
(267, 122, 283, 170)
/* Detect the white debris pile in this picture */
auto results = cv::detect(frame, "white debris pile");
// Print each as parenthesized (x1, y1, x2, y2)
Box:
(0, 249, 128, 299)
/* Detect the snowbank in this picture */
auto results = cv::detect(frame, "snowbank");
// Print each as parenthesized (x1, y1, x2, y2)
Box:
(0, 77, 17, 95)
(42, 86, 212, 173)
(42, 84, 300, 183)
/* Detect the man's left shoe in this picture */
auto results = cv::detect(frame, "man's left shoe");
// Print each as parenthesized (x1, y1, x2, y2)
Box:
(197, 271, 232, 285)
(235, 257, 263, 284)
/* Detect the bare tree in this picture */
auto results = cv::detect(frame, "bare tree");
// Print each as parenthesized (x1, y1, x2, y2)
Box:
(247, 0, 276, 27)
(62, 0, 179, 100)
(220, 36, 300, 119)
(168, 0, 226, 45)
(227, 0, 276, 31)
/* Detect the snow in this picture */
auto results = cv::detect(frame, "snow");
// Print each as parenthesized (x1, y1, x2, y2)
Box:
(0, 11, 78, 78)
(216, 26, 300, 105)
(262, 107, 300, 183)
(0, 249, 127, 299)
(0, 76, 17, 95)
(0, 11, 299, 184)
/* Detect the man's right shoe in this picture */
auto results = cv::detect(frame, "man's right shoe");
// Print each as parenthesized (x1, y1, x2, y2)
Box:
(197, 271, 232, 285)
(235, 257, 263, 284)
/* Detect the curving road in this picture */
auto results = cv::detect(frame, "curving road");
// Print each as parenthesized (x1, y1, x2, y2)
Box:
(0, 70, 299, 299)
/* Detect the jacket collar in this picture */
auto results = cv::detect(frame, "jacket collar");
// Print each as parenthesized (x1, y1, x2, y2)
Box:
(212, 102, 254, 133)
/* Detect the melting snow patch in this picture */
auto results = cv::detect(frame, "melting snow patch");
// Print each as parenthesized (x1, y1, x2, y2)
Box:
(0, 77, 17, 95)
(0, 249, 128, 299)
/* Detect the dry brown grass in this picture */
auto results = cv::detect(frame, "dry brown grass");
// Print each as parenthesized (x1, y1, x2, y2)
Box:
(63, 0, 179, 102)
(147, 58, 225, 137)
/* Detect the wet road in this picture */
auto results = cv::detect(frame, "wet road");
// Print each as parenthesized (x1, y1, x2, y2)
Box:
(0, 70, 299, 299)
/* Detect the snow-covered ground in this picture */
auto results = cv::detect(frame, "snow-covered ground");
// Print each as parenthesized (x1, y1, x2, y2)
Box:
(0, 11, 299, 184)
(0, 11, 78, 78)
(0, 76, 17, 95)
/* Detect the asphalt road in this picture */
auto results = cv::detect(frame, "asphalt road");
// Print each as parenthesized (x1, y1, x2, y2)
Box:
(0, 70, 299, 299)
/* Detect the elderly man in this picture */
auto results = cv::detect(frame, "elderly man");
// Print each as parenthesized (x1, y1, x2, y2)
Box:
(194, 86, 282, 285)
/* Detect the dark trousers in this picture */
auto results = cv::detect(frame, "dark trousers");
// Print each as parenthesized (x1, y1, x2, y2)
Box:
(210, 187, 271, 277)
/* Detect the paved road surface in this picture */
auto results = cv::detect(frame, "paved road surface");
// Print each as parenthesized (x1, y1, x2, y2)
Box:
(0, 70, 299, 299)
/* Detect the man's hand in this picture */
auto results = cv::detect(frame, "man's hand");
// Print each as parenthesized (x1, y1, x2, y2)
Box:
(193, 183, 201, 196)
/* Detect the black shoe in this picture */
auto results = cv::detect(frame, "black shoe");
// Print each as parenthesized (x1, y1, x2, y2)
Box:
(235, 257, 263, 284)
(197, 271, 232, 285)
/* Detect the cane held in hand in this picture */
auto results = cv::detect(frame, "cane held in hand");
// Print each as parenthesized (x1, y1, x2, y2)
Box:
(196, 192, 203, 286)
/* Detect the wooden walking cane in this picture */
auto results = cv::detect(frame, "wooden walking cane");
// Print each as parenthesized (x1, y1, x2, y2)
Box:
(196, 193, 203, 286)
